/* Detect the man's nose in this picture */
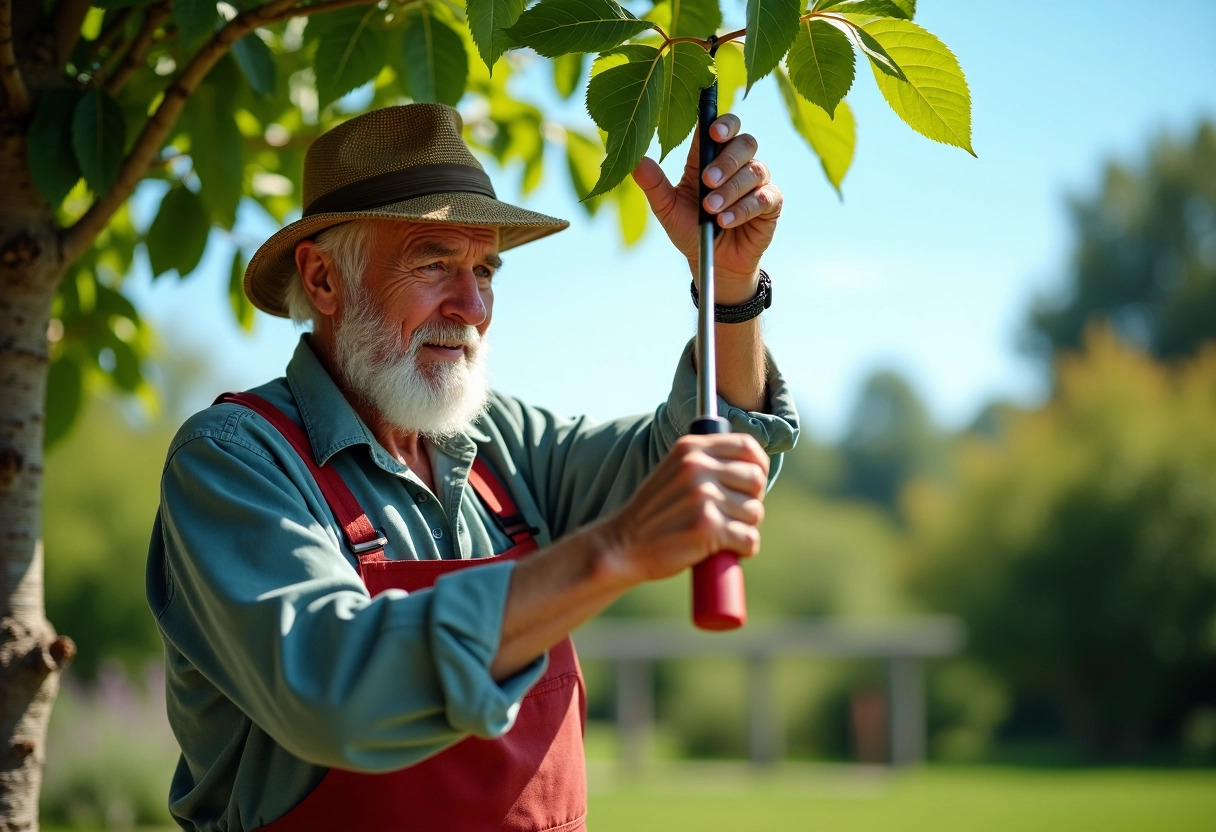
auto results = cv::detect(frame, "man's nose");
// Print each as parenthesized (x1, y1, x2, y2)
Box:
(441, 267, 488, 326)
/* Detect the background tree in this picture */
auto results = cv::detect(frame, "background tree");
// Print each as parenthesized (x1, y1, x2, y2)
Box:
(1027, 121, 1216, 365)
(1, 0, 971, 824)
(832, 369, 947, 516)
(905, 329, 1216, 760)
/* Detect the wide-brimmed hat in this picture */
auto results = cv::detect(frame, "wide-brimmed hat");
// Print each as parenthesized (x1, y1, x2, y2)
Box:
(244, 104, 569, 317)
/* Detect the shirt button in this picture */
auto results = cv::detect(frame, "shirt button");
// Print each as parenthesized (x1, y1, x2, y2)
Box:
(431, 528, 444, 539)
(417, 493, 429, 503)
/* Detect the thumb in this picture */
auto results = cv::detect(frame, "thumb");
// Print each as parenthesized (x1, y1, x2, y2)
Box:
(631, 156, 678, 225)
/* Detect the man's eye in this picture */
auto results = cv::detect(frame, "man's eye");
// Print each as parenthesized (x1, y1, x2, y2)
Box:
(474, 266, 493, 279)
(424, 262, 443, 271)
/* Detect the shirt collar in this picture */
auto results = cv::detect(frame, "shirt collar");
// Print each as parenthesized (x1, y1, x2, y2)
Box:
(284, 334, 488, 466)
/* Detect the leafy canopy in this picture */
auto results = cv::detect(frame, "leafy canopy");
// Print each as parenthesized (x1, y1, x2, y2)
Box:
(37, 0, 971, 444)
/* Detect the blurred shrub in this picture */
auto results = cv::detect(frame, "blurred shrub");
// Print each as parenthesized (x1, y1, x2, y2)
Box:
(43, 396, 174, 679)
(925, 659, 1010, 762)
(41, 663, 178, 828)
(906, 328, 1216, 760)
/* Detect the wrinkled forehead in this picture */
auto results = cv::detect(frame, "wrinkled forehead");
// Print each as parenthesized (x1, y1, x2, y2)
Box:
(370, 219, 500, 253)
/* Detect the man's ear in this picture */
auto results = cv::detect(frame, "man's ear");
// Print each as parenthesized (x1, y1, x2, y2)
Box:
(295, 240, 340, 317)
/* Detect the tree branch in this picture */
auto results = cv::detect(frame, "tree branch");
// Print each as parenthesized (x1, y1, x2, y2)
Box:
(104, 2, 170, 96)
(0, 0, 30, 115)
(54, 0, 94, 68)
(62, 0, 377, 265)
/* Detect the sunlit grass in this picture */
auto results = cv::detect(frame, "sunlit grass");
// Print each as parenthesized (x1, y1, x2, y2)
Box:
(43, 764, 1216, 832)
(587, 764, 1216, 832)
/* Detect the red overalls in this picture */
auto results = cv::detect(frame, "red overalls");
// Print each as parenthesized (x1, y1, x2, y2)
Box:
(218, 393, 588, 832)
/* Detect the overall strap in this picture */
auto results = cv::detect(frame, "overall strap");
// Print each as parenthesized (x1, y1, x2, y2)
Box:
(215, 392, 387, 557)
(467, 458, 537, 550)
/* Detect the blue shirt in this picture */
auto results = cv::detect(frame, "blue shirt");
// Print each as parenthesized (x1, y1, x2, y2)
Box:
(147, 335, 798, 830)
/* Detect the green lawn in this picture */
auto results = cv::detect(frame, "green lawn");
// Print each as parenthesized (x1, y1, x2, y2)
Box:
(587, 764, 1216, 832)
(44, 765, 1216, 831)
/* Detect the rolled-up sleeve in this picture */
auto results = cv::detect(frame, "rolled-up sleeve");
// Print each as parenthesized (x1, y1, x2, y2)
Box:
(150, 431, 544, 773)
(661, 339, 800, 467)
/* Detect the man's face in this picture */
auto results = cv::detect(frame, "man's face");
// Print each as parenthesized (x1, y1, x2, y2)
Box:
(358, 220, 501, 353)
(331, 221, 501, 438)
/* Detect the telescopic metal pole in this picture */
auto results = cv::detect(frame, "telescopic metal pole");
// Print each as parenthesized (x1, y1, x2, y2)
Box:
(690, 38, 747, 631)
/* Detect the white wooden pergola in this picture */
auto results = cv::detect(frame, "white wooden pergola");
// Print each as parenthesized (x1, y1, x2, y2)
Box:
(572, 618, 964, 770)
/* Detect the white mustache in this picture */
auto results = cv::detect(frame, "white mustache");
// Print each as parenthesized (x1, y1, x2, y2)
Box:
(409, 322, 481, 351)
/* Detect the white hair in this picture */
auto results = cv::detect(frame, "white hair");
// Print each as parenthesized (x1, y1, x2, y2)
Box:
(333, 290, 491, 439)
(284, 221, 376, 327)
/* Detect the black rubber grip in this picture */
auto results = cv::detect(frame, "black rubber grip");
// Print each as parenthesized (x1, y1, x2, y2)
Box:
(698, 81, 721, 234)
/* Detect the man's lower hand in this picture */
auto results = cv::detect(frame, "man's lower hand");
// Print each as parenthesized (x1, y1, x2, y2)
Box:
(597, 433, 769, 587)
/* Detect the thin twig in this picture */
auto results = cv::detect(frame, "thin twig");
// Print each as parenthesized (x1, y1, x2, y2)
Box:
(0, 0, 30, 115)
(53, 0, 93, 68)
(62, 0, 378, 264)
(104, 2, 170, 96)
(89, 7, 137, 63)
(717, 26, 747, 45)
(667, 35, 711, 48)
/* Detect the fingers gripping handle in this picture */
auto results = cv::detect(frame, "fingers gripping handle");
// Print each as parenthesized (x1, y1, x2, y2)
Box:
(690, 417, 748, 631)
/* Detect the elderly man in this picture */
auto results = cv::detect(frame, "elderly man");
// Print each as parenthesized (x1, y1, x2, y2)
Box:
(147, 103, 797, 831)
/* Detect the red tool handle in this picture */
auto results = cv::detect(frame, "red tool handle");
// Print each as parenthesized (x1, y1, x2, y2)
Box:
(690, 416, 747, 631)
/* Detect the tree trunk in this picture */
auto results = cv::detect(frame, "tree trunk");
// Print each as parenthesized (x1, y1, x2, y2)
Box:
(0, 31, 76, 828)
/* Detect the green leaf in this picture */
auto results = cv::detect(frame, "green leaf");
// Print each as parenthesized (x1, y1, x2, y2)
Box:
(786, 17, 854, 117)
(183, 60, 245, 228)
(565, 129, 607, 215)
(146, 186, 211, 279)
(71, 89, 126, 197)
(232, 32, 276, 97)
(553, 52, 585, 99)
(743, 0, 800, 94)
(862, 17, 974, 155)
(229, 249, 256, 331)
(815, 0, 914, 17)
(824, 15, 905, 81)
(612, 177, 648, 245)
(45, 356, 83, 450)
(776, 69, 854, 194)
(467, 0, 525, 70)
(172, 0, 219, 46)
(670, 0, 721, 38)
(522, 137, 545, 194)
(584, 45, 664, 199)
(715, 42, 746, 114)
(401, 10, 469, 106)
(93, 283, 141, 329)
(104, 332, 143, 392)
(95, 0, 154, 8)
(310, 6, 388, 109)
(505, 0, 653, 59)
(28, 88, 83, 206)
(658, 42, 715, 160)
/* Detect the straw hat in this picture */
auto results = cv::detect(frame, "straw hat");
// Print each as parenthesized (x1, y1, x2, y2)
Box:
(244, 104, 569, 317)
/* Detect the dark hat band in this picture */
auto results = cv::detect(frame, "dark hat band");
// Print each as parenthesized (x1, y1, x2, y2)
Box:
(303, 163, 497, 217)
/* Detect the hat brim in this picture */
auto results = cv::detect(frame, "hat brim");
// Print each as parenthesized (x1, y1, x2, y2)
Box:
(245, 191, 570, 317)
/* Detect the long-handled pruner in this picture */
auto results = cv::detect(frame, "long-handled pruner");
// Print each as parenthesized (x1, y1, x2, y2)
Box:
(690, 37, 747, 631)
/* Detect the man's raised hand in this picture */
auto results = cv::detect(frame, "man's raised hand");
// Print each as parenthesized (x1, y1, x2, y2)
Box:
(631, 114, 783, 304)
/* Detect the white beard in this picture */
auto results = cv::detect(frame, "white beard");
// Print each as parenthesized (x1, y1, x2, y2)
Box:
(332, 292, 491, 440)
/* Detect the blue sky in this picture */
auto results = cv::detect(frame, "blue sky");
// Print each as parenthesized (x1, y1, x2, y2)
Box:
(127, 0, 1216, 439)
